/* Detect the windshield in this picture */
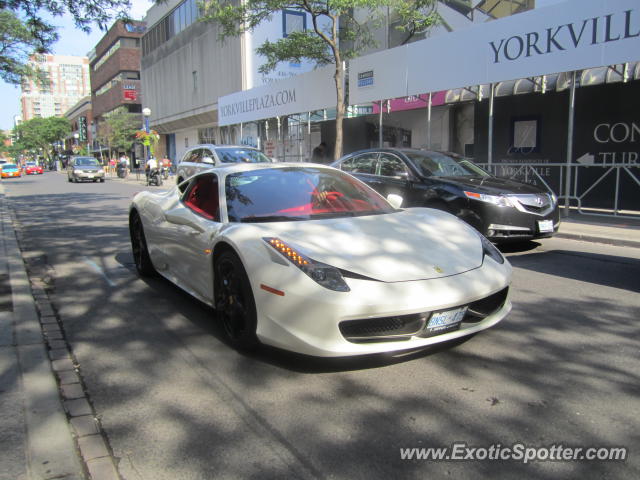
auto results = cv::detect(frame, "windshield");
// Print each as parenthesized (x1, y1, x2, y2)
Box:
(225, 167, 395, 222)
(3, 164, 17, 169)
(405, 151, 490, 178)
(27, 162, 37, 166)
(74, 157, 99, 166)
(216, 148, 271, 164)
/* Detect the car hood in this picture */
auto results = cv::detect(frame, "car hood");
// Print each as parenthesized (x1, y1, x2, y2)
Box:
(246, 208, 483, 282)
(438, 176, 545, 195)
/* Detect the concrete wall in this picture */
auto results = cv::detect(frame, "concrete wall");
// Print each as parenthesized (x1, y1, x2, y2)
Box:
(141, 20, 243, 133)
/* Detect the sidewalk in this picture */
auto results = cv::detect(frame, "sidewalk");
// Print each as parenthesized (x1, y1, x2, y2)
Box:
(557, 209, 640, 249)
(0, 183, 119, 480)
(0, 181, 639, 480)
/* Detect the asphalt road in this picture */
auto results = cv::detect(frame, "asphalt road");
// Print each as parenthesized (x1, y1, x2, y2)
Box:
(4, 171, 639, 480)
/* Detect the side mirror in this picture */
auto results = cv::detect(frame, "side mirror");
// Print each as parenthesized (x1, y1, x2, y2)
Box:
(387, 194, 403, 209)
(202, 156, 215, 165)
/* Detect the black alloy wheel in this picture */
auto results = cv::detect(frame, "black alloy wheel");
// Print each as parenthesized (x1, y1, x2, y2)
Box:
(130, 213, 156, 277)
(214, 251, 259, 351)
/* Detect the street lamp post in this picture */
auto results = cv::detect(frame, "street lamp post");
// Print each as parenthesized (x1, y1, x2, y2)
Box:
(142, 107, 152, 184)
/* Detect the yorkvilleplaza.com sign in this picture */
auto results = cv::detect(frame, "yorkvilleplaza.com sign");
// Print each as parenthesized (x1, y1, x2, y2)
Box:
(220, 89, 298, 119)
(350, 0, 640, 104)
(218, 65, 336, 126)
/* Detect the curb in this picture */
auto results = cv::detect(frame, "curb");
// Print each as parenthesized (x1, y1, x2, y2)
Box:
(2, 188, 121, 480)
(555, 232, 640, 249)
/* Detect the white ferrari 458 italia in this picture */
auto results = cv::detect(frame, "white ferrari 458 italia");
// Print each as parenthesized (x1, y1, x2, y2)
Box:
(129, 162, 512, 357)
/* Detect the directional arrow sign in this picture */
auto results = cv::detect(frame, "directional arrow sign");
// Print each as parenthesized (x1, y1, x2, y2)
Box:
(576, 153, 595, 165)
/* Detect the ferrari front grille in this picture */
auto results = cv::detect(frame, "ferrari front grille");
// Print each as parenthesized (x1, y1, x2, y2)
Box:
(463, 287, 509, 323)
(339, 314, 427, 343)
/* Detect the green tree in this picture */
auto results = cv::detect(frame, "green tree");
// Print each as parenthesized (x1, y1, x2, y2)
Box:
(96, 107, 140, 157)
(0, 0, 133, 85)
(201, 0, 439, 160)
(0, 129, 9, 158)
(13, 116, 70, 161)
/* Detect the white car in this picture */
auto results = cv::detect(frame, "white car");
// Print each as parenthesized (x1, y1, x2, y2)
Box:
(175, 144, 272, 188)
(129, 163, 512, 357)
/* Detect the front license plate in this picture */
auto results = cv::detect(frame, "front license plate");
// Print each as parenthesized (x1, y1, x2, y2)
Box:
(538, 219, 554, 233)
(87, 175, 94, 178)
(425, 306, 467, 336)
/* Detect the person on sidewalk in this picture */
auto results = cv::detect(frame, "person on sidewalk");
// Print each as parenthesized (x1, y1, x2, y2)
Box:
(311, 142, 328, 164)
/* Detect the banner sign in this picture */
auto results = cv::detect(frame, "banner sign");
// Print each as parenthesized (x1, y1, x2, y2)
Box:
(371, 91, 447, 114)
(350, 0, 640, 104)
(218, 65, 336, 126)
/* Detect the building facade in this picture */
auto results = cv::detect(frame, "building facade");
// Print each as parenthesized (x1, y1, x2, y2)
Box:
(20, 54, 91, 121)
(64, 96, 93, 155)
(90, 19, 146, 158)
(140, 0, 328, 162)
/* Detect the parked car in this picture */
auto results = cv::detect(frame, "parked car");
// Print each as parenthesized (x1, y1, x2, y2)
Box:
(332, 148, 560, 243)
(129, 162, 511, 357)
(25, 162, 44, 175)
(1, 163, 21, 179)
(175, 144, 272, 189)
(67, 156, 105, 183)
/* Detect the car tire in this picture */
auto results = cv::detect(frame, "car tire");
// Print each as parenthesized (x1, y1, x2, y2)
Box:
(214, 251, 259, 351)
(67, 176, 72, 183)
(130, 213, 157, 277)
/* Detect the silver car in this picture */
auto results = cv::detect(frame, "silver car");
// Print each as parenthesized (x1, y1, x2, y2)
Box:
(67, 156, 105, 183)
(176, 144, 272, 188)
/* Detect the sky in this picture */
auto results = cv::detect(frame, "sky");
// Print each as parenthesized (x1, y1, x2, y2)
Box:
(0, 0, 154, 131)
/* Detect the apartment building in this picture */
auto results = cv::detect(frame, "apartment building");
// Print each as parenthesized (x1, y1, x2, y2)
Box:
(20, 54, 91, 121)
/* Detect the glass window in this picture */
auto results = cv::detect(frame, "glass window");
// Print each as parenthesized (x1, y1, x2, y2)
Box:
(185, 148, 202, 163)
(73, 157, 99, 166)
(215, 148, 271, 164)
(225, 167, 393, 223)
(173, 8, 181, 35)
(180, 3, 187, 31)
(283, 10, 306, 37)
(404, 151, 490, 178)
(190, 0, 199, 23)
(339, 153, 378, 174)
(184, 0, 193, 25)
(183, 174, 220, 221)
(201, 149, 214, 162)
(378, 153, 408, 178)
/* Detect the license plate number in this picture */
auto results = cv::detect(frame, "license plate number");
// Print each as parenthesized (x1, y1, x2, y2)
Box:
(538, 219, 554, 233)
(425, 307, 467, 336)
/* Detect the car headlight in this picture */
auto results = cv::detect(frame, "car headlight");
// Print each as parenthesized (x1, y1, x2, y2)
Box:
(464, 191, 513, 207)
(98, 169, 105, 174)
(478, 232, 505, 264)
(264, 237, 350, 292)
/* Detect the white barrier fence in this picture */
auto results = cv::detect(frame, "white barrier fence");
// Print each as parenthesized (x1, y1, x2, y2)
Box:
(476, 162, 640, 219)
